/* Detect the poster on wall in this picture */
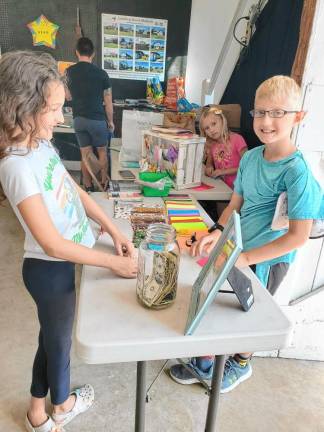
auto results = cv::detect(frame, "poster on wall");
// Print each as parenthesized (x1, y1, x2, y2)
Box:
(101, 13, 167, 81)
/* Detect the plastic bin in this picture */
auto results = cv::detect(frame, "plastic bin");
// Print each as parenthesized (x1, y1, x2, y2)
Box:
(139, 172, 171, 197)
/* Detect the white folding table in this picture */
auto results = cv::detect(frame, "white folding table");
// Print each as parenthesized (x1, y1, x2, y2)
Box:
(110, 142, 233, 201)
(76, 194, 292, 431)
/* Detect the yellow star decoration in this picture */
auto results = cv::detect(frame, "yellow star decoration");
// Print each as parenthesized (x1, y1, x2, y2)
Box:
(27, 15, 59, 49)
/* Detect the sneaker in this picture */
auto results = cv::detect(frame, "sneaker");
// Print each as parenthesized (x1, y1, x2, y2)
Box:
(221, 356, 252, 393)
(169, 358, 213, 385)
(52, 384, 94, 427)
(25, 414, 62, 432)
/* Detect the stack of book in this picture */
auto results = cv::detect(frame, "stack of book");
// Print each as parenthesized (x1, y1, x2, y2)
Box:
(107, 180, 142, 199)
(151, 125, 196, 138)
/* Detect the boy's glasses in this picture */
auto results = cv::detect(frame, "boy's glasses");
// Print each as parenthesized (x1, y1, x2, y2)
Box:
(250, 109, 299, 118)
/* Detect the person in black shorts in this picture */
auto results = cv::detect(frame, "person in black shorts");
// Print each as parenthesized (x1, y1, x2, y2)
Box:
(66, 37, 114, 192)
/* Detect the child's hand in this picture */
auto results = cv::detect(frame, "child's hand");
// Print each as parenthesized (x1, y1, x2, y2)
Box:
(190, 230, 222, 257)
(205, 166, 214, 176)
(109, 255, 138, 278)
(112, 233, 135, 258)
(213, 169, 223, 178)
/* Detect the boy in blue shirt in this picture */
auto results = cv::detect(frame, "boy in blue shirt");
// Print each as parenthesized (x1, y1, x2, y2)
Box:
(170, 75, 323, 393)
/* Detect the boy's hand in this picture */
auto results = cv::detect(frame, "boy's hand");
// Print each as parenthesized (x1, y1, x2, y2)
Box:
(109, 255, 138, 278)
(190, 230, 222, 257)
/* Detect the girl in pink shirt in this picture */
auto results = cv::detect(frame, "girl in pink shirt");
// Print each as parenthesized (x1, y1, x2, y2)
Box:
(200, 107, 248, 189)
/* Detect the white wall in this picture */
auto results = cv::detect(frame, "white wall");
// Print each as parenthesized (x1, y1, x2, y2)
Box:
(284, 0, 324, 301)
(186, 0, 324, 360)
(185, 0, 256, 104)
(275, 0, 324, 360)
(259, 1, 324, 360)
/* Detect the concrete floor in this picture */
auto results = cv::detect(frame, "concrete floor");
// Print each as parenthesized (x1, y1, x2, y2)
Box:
(1, 202, 324, 432)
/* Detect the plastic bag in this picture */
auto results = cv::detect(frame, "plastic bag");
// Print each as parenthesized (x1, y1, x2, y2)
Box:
(120, 110, 164, 163)
(146, 77, 164, 105)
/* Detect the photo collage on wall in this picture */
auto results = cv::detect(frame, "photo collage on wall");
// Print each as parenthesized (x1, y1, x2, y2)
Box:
(102, 14, 167, 81)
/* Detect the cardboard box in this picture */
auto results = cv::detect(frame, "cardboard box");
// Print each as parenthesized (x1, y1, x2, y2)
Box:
(142, 130, 206, 189)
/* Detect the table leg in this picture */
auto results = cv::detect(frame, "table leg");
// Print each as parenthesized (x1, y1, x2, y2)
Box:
(135, 360, 147, 432)
(107, 144, 111, 179)
(205, 354, 226, 432)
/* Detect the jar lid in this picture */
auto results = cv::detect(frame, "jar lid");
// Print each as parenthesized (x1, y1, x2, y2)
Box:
(146, 223, 176, 243)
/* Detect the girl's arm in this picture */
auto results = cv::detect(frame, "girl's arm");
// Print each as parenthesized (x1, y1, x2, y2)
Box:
(18, 194, 137, 278)
(204, 153, 215, 176)
(236, 219, 312, 267)
(73, 181, 134, 257)
(213, 167, 238, 177)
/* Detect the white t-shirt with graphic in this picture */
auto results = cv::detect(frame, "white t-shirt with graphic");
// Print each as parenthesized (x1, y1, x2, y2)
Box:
(0, 141, 95, 260)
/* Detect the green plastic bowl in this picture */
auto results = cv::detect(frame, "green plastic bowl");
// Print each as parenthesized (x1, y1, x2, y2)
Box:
(139, 172, 171, 197)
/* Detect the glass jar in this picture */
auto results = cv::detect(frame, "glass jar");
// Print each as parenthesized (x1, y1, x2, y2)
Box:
(136, 223, 180, 309)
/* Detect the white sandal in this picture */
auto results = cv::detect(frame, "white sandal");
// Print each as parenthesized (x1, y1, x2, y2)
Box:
(25, 414, 64, 432)
(52, 384, 94, 427)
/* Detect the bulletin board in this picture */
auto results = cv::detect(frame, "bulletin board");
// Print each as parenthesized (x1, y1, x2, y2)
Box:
(0, 0, 192, 99)
(0, 0, 98, 61)
(102, 13, 167, 81)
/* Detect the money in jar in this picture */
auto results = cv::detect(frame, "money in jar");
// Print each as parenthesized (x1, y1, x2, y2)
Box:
(136, 223, 180, 309)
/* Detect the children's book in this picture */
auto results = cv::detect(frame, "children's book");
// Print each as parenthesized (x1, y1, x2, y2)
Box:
(151, 125, 195, 136)
(107, 181, 142, 199)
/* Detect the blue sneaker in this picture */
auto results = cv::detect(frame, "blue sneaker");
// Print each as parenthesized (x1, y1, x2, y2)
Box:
(221, 356, 252, 393)
(169, 357, 213, 385)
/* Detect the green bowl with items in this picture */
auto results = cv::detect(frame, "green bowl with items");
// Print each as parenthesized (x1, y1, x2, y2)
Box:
(139, 172, 173, 197)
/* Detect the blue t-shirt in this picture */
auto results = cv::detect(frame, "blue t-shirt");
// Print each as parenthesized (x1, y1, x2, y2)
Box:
(234, 146, 323, 286)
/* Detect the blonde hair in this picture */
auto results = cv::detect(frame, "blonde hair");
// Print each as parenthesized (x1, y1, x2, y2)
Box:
(255, 75, 302, 109)
(199, 107, 229, 143)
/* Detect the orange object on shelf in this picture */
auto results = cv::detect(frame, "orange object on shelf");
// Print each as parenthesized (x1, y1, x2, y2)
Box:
(164, 76, 186, 110)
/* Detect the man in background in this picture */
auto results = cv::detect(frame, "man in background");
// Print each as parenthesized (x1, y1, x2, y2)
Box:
(66, 37, 114, 192)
